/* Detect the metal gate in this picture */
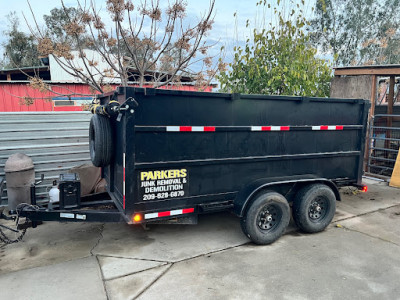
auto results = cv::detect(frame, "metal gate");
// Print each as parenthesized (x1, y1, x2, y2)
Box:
(367, 114, 400, 177)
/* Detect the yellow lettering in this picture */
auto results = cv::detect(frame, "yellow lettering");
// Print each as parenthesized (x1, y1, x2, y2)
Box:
(180, 169, 187, 177)
(141, 172, 148, 181)
(142, 169, 187, 181)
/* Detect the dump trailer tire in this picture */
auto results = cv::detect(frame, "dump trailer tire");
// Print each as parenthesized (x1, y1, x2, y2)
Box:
(293, 184, 336, 233)
(240, 191, 290, 245)
(89, 114, 113, 167)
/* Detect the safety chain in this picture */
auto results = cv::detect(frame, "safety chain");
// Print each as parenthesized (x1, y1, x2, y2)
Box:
(0, 226, 26, 245)
(0, 203, 38, 245)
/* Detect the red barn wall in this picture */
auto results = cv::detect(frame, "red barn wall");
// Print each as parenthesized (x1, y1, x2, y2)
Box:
(0, 83, 212, 112)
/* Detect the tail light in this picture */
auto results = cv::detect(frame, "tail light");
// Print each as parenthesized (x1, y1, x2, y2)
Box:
(133, 214, 142, 223)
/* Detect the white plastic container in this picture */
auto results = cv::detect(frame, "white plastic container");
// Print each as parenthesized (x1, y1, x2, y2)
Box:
(48, 180, 59, 209)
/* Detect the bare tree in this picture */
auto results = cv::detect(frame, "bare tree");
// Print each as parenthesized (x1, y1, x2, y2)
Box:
(24, 0, 220, 93)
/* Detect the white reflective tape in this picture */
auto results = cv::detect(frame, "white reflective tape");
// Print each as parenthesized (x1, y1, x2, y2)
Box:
(270, 126, 281, 131)
(144, 213, 158, 219)
(312, 126, 320, 130)
(170, 209, 183, 216)
(166, 126, 180, 132)
(60, 213, 75, 219)
(192, 126, 204, 132)
(327, 126, 336, 130)
(251, 126, 262, 131)
(76, 214, 86, 220)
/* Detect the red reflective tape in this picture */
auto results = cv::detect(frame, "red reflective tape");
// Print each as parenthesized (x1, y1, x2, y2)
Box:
(261, 126, 271, 131)
(123, 168, 125, 181)
(204, 126, 215, 131)
(158, 211, 171, 217)
(182, 208, 195, 214)
(123, 195, 125, 209)
(180, 126, 192, 131)
(336, 125, 343, 130)
(280, 126, 290, 131)
(320, 126, 328, 130)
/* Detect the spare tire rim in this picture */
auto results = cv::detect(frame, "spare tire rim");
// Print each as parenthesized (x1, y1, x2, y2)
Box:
(257, 204, 281, 231)
(309, 196, 328, 221)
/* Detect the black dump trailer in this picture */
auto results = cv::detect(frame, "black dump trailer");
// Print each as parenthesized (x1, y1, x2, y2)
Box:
(19, 87, 370, 245)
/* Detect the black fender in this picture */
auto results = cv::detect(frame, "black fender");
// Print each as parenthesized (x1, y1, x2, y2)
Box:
(234, 174, 341, 217)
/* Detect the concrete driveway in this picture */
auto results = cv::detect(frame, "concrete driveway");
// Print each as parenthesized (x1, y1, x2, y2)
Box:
(1, 178, 400, 299)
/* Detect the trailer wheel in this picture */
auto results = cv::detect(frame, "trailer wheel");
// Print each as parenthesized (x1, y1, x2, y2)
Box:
(89, 114, 113, 167)
(240, 191, 290, 245)
(293, 184, 336, 233)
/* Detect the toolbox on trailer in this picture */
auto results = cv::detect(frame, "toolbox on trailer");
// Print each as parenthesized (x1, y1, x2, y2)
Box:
(18, 87, 370, 244)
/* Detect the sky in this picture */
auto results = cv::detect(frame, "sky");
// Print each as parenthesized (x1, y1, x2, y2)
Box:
(0, 0, 315, 65)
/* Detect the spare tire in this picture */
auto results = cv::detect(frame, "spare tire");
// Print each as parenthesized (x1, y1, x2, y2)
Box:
(89, 114, 113, 167)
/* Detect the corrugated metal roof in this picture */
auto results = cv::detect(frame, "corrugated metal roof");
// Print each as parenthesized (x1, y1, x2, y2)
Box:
(49, 50, 126, 83)
(0, 66, 48, 73)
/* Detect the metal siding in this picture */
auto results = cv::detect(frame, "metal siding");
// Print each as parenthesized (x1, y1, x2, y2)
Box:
(0, 83, 53, 112)
(0, 111, 92, 204)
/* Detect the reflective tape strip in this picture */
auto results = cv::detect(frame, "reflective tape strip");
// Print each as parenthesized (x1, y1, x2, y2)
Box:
(170, 209, 183, 216)
(144, 213, 158, 219)
(312, 125, 344, 131)
(251, 126, 290, 131)
(166, 126, 180, 132)
(144, 208, 195, 220)
(158, 211, 170, 217)
(192, 126, 216, 132)
(164, 125, 346, 132)
(123, 153, 126, 209)
(167, 126, 215, 132)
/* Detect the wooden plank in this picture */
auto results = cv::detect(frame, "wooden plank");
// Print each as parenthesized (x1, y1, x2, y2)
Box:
(364, 75, 377, 171)
(330, 75, 372, 99)
(334, 68, 400, 76)
(389, 150, 400, 188)
(370, 75, 377, 117)
(385, 76, 395, 153)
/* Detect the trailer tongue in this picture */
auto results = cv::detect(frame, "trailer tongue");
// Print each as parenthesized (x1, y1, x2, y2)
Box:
(13, 87, 369, 245)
